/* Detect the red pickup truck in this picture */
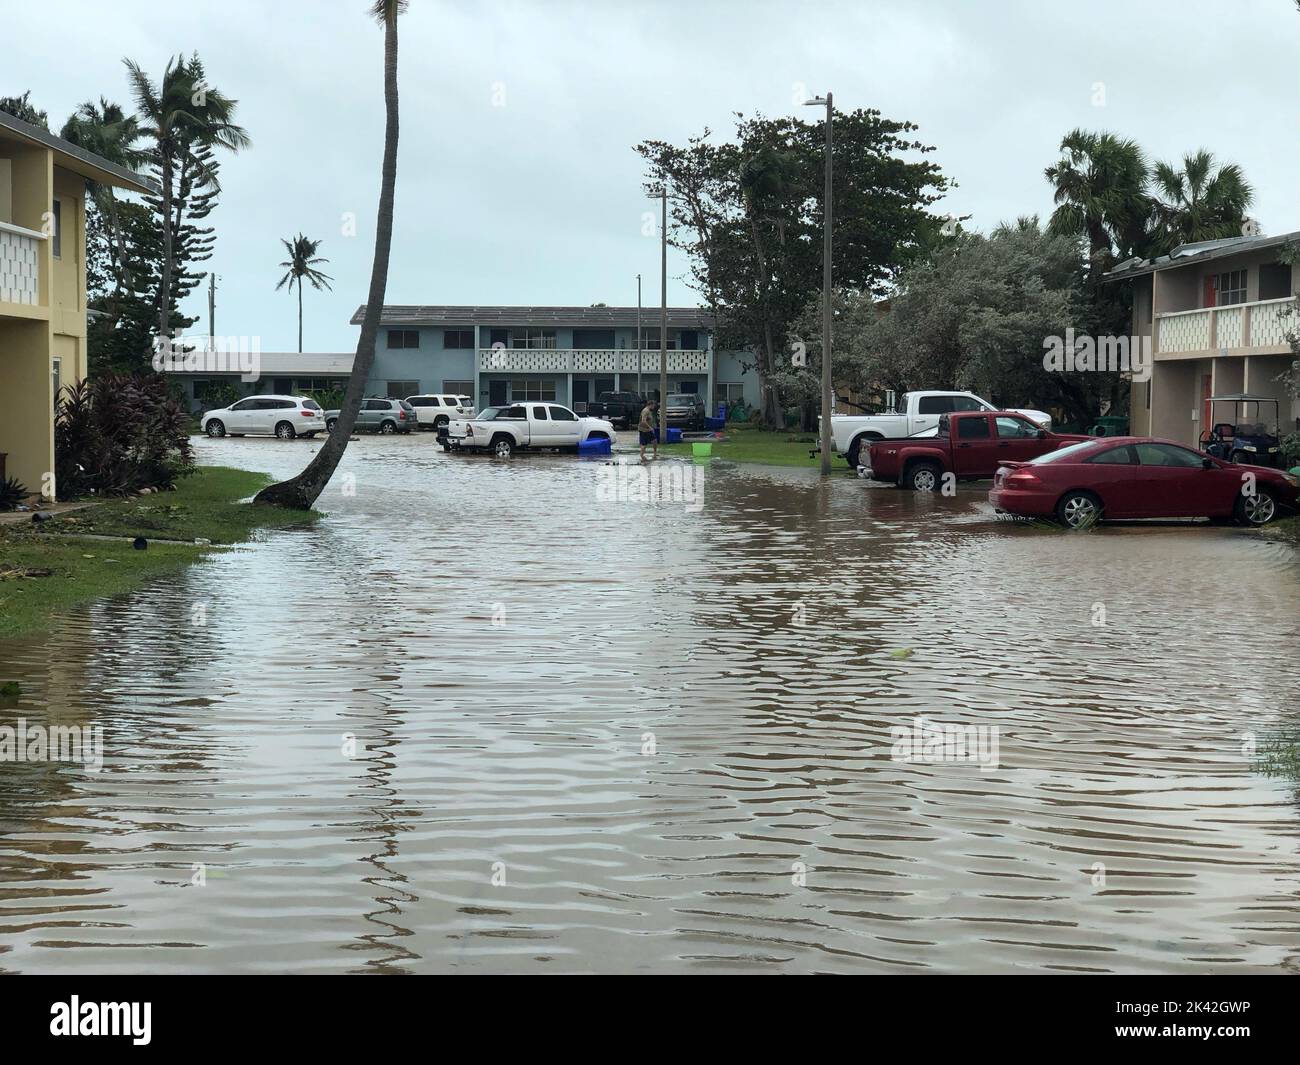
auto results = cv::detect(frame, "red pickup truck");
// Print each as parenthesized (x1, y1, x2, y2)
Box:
(864, 411, 1089, 491)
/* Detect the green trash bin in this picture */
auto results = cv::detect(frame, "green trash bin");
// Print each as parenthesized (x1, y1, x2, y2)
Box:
(1090, 415, 1129, 437)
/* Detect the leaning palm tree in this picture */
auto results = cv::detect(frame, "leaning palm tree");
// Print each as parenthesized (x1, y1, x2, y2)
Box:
(1045, 129, 1150, 265)
(123, 54, 250, 341)
(277, 234, 333, 352)
(256, 0, 406, 509)
(60, 99, 147, 309)
(1149, 150, 1254, 254)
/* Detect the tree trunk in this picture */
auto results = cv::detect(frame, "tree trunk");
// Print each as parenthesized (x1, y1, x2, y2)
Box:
(298, 281, 303, 353)
(156, 152, 174, 343)
(255, 14, 400, 509)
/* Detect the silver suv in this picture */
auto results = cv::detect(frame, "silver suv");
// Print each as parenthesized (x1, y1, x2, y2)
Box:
(324, 398, 416, 434)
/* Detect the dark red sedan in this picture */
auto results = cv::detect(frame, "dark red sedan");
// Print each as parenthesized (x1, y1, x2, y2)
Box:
(989, 436, 1298, 529)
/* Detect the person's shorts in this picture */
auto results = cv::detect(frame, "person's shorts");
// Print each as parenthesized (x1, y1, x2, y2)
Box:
(639, 430, 656, 446)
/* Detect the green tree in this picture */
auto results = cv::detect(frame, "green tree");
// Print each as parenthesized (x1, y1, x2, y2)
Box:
(1044, 129, 1150, 266)
(0, 90, 49, 129)
(60, 99, 147, 319)
(123, 53, 249, 341)
(256, 0, 406, 509)
(276, 234, 334, 352)
(636, 107, 949, 427)
(1149, 150, 1254, 253)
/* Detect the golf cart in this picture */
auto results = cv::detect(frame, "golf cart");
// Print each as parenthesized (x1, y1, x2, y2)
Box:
(1198, 393, 1283, 468)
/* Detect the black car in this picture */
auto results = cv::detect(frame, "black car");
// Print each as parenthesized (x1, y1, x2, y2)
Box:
(586, 391, 645, 429)
(664, 393, 706, 431)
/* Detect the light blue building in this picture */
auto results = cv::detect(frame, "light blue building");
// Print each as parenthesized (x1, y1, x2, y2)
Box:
(353, 305, 760, 412)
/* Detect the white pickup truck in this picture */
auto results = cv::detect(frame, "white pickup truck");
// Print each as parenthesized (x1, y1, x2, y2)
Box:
(827, 390, 1052, 469)
(444, 401, 615, 457)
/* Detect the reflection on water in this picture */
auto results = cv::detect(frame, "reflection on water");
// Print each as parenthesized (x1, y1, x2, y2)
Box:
(1, 436, 1299, 974)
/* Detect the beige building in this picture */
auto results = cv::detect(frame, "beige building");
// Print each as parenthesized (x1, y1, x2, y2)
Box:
(1106, 231, 1299, 447)
(0, 111, 155, 500)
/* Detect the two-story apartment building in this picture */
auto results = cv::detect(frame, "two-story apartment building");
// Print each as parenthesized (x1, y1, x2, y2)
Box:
(1106, 231, 1299, 447)
(0, 111, 155, 499)
(351, 305, 760, 412)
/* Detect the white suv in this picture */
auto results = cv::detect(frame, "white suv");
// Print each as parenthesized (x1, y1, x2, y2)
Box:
(405, 394, 475, 432)
(202, 395, 326, 439)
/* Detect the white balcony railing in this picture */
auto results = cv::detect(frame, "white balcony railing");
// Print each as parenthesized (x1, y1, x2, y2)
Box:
(476, 348, 709, 374)
(1156, 296, 1297, 354)
(0, 220, 43, 306)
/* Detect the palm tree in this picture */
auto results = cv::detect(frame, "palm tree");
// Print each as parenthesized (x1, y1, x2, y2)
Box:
(123, 54, 250, 342)
(255, 0, 406, 509)
(1149, 150, 1254, 254)
(277, 234, 333, 352)
(60, 99, 147, 310)
(1045, 129, 1150, 265)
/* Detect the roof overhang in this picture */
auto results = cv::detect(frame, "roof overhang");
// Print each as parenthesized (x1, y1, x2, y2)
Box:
(0, 111, 158, 195)
(1103, 230, 1300, 283)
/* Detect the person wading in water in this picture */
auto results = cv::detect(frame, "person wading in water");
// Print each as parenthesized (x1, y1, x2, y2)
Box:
(638, 399, 659, 462)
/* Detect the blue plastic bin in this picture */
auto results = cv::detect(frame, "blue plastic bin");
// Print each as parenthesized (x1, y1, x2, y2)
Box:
(578, 436, 612, 455)
(665, 428, 683, 444)
(705, 416, 725, 431)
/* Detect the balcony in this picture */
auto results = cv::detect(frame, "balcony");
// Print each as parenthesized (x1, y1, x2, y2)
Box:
(477, 348, 709, 374)
(1156, 297, 1295, 356)
(0, 220, 43, 308)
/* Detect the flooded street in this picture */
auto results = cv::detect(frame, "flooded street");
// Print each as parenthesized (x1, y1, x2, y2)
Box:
(2, 435, 1299, 974)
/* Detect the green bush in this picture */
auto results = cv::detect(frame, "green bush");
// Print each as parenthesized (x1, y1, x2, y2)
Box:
(55, 373, 195, 499)
(0, 476, 28, 511)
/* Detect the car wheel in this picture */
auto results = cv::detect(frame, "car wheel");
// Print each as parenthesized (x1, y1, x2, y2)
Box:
(205, 419, 226, 438)
(1056, 490, 1102, 529)
(379, 420, 397, 434)
(1235, 488, 1277, 526)
(275, 421, 296, 440)
(302, 432, 317, 439)
(906, 460, 942, 492)
(491, 435, 514, 458)
(434, 416, 449, 433)
(326, 418, 338, 434)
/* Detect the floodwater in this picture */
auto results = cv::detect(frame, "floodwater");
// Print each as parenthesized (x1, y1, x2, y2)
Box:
(2, 434, 1299, 974)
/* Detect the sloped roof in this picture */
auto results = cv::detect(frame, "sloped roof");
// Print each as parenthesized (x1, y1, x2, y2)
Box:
(1104, 230, 1300, 281)
(350, 305, 717, 329)
(0, 111, 158, 195)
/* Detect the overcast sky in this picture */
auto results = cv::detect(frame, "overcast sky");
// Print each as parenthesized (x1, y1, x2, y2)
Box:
(8, 0, 1298, 351)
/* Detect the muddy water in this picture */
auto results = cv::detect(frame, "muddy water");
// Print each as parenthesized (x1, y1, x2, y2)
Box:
(2, 435, 1299, 974)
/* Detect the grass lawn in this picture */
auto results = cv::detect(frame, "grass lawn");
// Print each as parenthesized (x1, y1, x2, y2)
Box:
(0, 467, 319, 641)
(656, 426, 855, 471)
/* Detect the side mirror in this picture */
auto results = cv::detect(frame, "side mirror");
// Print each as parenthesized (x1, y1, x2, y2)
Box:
(1037, 429, 1047, 438)
(1201, 457, 1214, 469)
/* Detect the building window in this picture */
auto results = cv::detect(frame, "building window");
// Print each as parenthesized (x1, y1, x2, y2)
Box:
(51, 199, 62, 258)
(510, 328, 557, 349)
(1214, 269, 1247, 306)
(639, 329, 679, 350)
(444, 329, 474, 349)
(51, 357, 62, 410)
(679, 330, 700, 350)
(509, 378, 557, 401)
(443, 379, 473, 396)
(387, 329, 420, 349)
(716, 382, 744, 404)
(387, 380, 419, 399)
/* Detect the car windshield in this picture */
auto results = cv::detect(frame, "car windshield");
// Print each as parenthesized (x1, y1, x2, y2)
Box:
(667, 395, 695, 405)
(476, 407, 501, 420)
(1027, 440, 1098, 464)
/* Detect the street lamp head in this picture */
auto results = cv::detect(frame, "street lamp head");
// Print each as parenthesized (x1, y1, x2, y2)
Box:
(803, 96, 829, 106)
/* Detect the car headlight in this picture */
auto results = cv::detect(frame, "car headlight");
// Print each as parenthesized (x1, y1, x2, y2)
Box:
(1242, 444, 1257, 452)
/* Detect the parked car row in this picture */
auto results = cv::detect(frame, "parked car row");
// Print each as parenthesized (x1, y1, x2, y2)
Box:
(856, 411, 1298, 527)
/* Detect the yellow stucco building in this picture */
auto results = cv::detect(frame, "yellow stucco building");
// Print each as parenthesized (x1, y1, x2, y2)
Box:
(0, 110, 154, 500)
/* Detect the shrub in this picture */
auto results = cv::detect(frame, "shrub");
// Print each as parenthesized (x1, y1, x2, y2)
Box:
(55, 373, 195, 499)
(0, 476, 28, 511)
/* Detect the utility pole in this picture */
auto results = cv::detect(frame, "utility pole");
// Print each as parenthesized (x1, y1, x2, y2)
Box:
(659, 185, 668, 441)
(804, 92, 834, 475)
(207, 272, 217, 352)
(636, 273, 642, 397)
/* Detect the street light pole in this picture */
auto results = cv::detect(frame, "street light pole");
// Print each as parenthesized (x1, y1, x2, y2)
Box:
(659, 185, 668, 442)
(805, 92, 834, 475)
(636, 273, 642, 397)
